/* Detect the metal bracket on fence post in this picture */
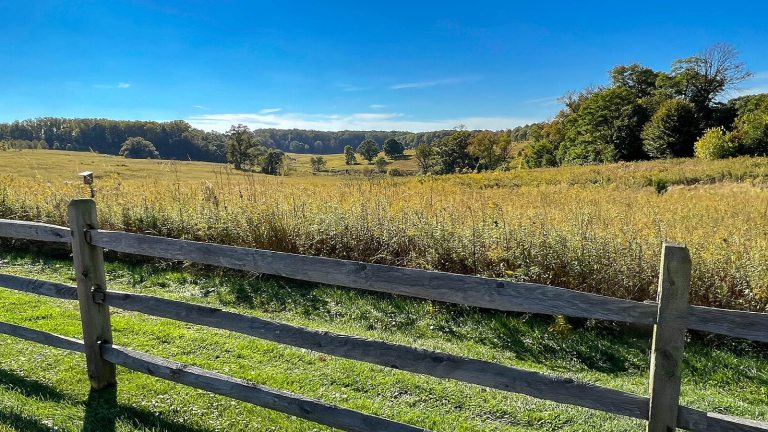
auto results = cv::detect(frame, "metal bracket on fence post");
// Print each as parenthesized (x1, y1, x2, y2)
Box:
(68, 199, 116, 390)
(646, 242, 692, 432)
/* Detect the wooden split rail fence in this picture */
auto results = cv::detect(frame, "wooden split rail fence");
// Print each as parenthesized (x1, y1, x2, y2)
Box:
(0, 198, 767, 431)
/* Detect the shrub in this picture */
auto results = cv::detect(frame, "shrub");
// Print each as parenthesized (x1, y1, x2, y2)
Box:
(651, 177, 669, 194)
(387, 167, 403, 176)
(373, 156, 388, 173)
(695, 127, 737, 160)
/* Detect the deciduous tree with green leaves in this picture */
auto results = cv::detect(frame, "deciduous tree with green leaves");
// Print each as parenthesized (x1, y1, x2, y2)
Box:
(119, 137, 160, 159)
(642, 99, 700, 158)
(659, 44, 751, 124)
(356, 139, 379, 163)
(259, 149, 285, 175)
(310, 155, 326, 172)
(468, 131, 512, 171)
(383, 138, 405, 159)
(226, 124, 257, 170)
(414, 143, 433, 173)
(343, 145, 357, 165)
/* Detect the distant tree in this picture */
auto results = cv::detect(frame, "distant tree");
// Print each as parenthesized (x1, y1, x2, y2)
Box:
(522, 140, 558, 168)
(245, 145, 267, 170)
(373, 156, 388, 173)
(383, 138, 405, 159)
(468, 131, 513, 171)
(725, 93, 768, 119)
(343, 145, 357, 165)
(659, 44, 752, 123)
(226, 124, 257, 169)
(414, 143, 433, 173)
(431, 130, 475, 174)
(356, 139, 379, 163)
(259, 149, 285, 175)
(732, 104, 768, 156)
(610, 64, 662, 98)
(510, 124, 537, 142)
(642, 99, 700, 158)
(119, 137, 159, 159)
(310, 155, 327, 172)
(558, 87, 647, 163)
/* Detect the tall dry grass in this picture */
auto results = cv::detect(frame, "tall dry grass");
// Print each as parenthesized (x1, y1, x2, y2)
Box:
(1, 155, 767, 312)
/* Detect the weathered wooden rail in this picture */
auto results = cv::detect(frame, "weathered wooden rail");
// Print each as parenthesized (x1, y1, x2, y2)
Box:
(0, 199, 766, 431)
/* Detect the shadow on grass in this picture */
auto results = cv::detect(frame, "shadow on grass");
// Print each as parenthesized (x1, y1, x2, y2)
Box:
(0, 409, 59, 432)
(0, 368, 70, 402)
(83, 385, 212, 432)
(0, 368, 212, 432)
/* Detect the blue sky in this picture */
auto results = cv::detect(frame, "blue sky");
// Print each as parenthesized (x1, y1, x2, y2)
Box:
(1, 0, 767, 132)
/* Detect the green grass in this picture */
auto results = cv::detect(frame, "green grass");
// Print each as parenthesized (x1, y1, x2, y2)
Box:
(0, 249, 765, 431)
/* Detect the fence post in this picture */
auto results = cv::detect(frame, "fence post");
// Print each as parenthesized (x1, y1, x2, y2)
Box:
(68, 198, 116, 389)
(646, 242, 691, 432)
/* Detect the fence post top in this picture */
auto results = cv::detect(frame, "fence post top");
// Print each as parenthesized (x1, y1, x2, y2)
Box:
(662, 241, 687, 249)
(661, 242, 691, 264)
(68, 198, 96, 208)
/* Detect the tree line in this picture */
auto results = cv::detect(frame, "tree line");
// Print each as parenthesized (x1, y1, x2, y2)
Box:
(251, 129, 455, 154)
(0, 118, 455, 161)
(521, 44, 768, 167)
(0, 118, 228, 162)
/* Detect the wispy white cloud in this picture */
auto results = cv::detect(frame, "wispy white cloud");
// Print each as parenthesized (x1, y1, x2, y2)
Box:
(258, 107, 281, 114)
(369, 104, 387, 109)
(390, 76, 479, 90)
(93, 82, 131, 89)
(732, 86, 768, 97)
(187, 111, 535, 132)
(521, 95, 561, 107)
(192, 105, 208, 110)
(729, 71, 768, 98)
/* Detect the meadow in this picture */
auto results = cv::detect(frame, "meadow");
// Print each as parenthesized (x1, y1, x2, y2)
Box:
(1, 149, 767, 311)
(0, 149, 766, 431)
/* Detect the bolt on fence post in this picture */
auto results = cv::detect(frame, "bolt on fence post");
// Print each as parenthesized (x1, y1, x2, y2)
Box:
(68, 198, 116, 389)
(646, 242, 692, 432)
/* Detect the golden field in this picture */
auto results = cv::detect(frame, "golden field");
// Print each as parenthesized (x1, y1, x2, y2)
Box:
(1, 149, 767, 311)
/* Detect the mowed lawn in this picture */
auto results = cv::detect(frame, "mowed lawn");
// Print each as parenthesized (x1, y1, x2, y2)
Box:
(0, 251, 765, 431)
